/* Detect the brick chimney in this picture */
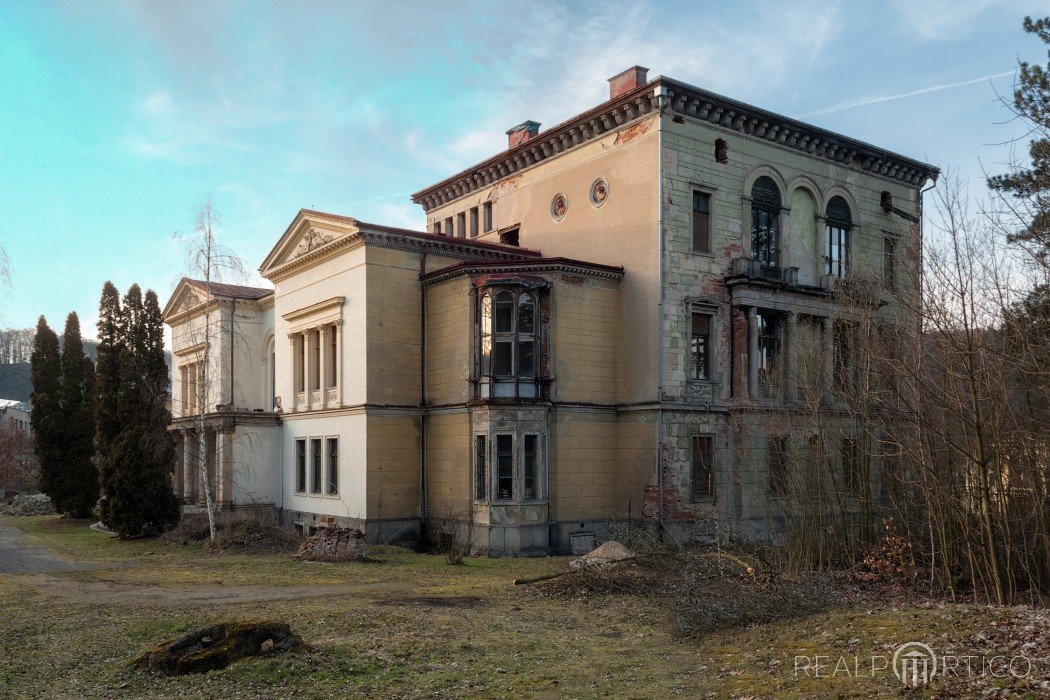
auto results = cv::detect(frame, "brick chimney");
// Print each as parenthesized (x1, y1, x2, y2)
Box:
(507, 120, 541, 148)
(608, 66, 649, 100)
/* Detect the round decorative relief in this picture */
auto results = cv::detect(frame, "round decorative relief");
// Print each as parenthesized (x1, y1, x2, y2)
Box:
(590, 178, 609, 207)
(550, 193, 568, 221)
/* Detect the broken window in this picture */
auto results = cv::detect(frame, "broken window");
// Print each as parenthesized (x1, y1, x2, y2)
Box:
(690, 313, 711, 380)
(750, 176, 780, 267)
(483, 201, 493, 232)
(768, 435, 788, 495)
(825, 196, 852, 279)
(470, 207, 479, 238)
(692, 191, 711, 253)
(496, 434, 513, 500)
(478, 289, 540, 398)
(757, 311, 780, 385)
(474, 435, 487, 500)
(883, 236, 896, 289)
(326, 437, 338, 495)
(295, 439, 306, 493)
(691, 435, 713, 498)
(310, 438, 322, 494)
(499, 227, 519, 246)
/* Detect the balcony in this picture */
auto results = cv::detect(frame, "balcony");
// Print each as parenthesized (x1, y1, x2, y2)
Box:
(731, 258, 799, 286)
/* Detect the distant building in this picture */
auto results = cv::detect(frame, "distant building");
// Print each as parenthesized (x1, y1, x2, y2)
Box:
(0, 399, 31, 435)
(164, 67, 936, 554)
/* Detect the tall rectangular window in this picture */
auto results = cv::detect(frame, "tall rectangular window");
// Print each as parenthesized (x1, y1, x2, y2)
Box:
(310, 438, 322, 494)
(295, 439, 306, 493)
(326, 437, 338, 495)
(690, 313, 710, 380)
(523, 435, 538, 500)
(883, 237, 896, 289)
(833, 321, 854, 388)
(457, 212, 466, 237)
(432, 220, 442, 235)
(474, 435, 487, 500)
(691, 435, 713, 498)
(757, 312, 780, 376)
(692, 191, 711, 253)
(751, 208, 779, 266)
(768, 436, 788, 495)
(444, 216, 453, 235)
(483, 202, 493, 232)
(843, 437, 859, 495)
(825, 224, 850, 278)
(496, 434, 513, 500)
(470, 207, 479, 238)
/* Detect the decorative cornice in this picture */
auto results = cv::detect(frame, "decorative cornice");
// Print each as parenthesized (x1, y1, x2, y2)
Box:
(421, 257, 625, 287)
(659, 78, 938, 188)
(282, 296, 345, 323)
(410, 76, 938, 212)
(411, 81, 660, 212)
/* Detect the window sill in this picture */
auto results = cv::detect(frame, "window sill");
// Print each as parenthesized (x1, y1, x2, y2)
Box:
(690, 250, 716, 258)
(689, 495, 715, 504)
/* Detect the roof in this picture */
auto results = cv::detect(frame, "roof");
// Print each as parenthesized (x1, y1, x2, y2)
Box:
(412, 74, 939, 211)
(184, 279, 274, 300)
(421, 256, 625, 286)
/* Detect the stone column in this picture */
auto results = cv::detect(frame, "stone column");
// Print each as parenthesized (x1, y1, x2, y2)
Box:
(319, 325, 328, 408)
(786, 311, 798, 403)
(180, 365, 189, 417)
(747, 307, 759, 399)
(334, 320, 343, 408)
(183, 432, 195, 503)
(303, 330, 312, 411)
(287, 334, 297, 412)
(173, 431, 184, 499)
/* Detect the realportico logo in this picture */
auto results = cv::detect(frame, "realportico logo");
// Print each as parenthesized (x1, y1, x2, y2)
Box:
(794, 640, 1034, 687)
(893, 642, 937, 687)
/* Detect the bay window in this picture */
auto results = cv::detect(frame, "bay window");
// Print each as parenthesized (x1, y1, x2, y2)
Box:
(478, 288, 540, 398)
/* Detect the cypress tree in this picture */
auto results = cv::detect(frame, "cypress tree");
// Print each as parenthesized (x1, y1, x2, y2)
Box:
(58, 312, 99, 517)
(101, 285, 179, 536)
(30, 316, 62, 506)
(95, 282, 123, 519)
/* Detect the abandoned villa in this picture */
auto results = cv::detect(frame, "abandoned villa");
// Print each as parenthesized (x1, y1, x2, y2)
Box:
(162, 67, 938, 555)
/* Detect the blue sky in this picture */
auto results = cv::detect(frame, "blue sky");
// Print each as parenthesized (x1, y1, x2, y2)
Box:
(0, 0, 1045, 338)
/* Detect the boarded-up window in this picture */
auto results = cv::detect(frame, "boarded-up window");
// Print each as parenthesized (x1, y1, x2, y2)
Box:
(691, 435, 713, 498)
(692, 191, 711, 253)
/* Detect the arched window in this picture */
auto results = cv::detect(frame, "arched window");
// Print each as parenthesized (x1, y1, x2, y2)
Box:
(751, 176, 781, 267)
(478, 288, 540, 398)
(825, 196, 852, 279)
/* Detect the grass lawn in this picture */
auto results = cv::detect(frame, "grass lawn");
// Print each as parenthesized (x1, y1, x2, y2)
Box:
(0, 515, 1043, 698)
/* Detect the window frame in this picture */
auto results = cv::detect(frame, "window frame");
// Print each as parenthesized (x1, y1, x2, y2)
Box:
(310, 437, 323, 494)
(883, 235, 897, 289)
(474, 434, 487, 501)
(295, 438, 307, 494)
(325, 436, 339, 496)
(457, 212, 466, 237)
(757, 311, 781, 383)
(432, 220, 442, 235)
(470, 207, 479, 238)
(523, 433, 540, 501)
(824, 196, 853, 279)
(494, 433, 514, 501)
(483, 201, 493, 232)
(690, 312, 712, 381)
(768, 435, 788, 496)
(750, 177, 782, 268)
(690, 434, 714, 500)
(477, 287, 541, 399)
(692, 189, 712, 254)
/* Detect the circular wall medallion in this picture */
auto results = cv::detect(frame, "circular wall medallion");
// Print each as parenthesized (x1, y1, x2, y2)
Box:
(550, 193, 568, 221)
(590, 178, 609, 207)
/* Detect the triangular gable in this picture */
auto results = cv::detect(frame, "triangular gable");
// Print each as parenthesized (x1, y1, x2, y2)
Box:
(162, 277, 207, 322)
(259, 209, 359, 279)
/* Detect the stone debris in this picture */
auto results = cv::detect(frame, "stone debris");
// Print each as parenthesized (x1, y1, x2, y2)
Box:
(292, 526, 366, 562)
(2, 493, 55, 516)
(132, 621, 303, 675)
(569, 540, 636, 570)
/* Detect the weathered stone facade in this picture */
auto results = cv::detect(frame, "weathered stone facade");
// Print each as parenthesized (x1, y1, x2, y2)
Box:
(165, 66, 935, 555)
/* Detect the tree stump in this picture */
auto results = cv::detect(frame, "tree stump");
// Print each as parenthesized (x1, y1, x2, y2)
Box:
(132, 621, 303, 675)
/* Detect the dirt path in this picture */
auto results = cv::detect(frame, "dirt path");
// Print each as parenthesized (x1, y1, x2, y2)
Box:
(0, 517, 101, 575)
(0, 518, 408, 606)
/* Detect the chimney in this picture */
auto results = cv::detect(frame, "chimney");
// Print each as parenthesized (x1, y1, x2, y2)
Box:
(608, 65, 649, 100)
(507, 120, 541, 148)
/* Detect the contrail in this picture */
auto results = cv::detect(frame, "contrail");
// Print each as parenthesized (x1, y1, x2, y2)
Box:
(799, 70, 1016, 118)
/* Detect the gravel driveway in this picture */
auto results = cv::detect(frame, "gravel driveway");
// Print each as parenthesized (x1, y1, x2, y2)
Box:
(0, 517, 97, 574)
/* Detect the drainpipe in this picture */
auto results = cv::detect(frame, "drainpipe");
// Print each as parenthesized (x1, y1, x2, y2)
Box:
(655, 84, 669, 540)
(419, 245, 429, 530)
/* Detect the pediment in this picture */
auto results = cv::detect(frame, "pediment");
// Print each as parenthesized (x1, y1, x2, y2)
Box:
(259, 210, 360, 280)
(162, 279, 206, 322)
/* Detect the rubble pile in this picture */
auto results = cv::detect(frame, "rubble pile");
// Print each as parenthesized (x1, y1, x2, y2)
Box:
(292, 526, 366, 562)
(569, 540, 636, 570)
(2, 493, 56, 516)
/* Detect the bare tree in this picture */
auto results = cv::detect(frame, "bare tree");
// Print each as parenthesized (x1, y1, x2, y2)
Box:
(175, 199, 253, 542)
